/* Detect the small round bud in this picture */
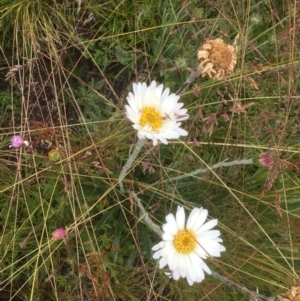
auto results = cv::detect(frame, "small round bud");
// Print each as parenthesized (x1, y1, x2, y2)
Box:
(9, 135, 28, 148)
(48, 149, 61, 161)
(52, 228, 66, 240)
(259, 153, 273, 168)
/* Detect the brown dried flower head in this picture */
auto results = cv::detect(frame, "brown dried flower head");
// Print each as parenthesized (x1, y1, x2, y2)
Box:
(277, 286, 300, 301)
(197, 35, 239, 80)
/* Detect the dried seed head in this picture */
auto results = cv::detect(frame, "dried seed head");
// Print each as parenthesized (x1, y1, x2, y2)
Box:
(277, 286, 300, 301)
(198, 35, 239, 80)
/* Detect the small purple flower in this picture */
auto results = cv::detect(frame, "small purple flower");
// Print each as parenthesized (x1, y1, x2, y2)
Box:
(259, 153, 273, 168)
(9, 135, 29, 148)
(52, 228, 66, 240)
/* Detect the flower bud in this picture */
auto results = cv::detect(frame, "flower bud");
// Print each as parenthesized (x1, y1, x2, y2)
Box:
(259, 153, 273, 168)
(10, 135, 25, 148)
(52, 228, 66, 240)
(48, 149, 61, 161)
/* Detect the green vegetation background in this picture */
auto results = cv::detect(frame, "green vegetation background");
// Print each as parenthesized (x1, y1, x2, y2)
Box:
(0, 0, 299, 300)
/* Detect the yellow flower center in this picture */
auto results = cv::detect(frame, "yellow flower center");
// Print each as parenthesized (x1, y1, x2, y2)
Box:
(139, 107, 162, 130)
(174, 230, 197, 254)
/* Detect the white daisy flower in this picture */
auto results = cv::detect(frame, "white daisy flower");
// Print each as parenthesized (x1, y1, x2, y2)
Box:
(125, 81, 189, 145)
(152, 206, 226, 286)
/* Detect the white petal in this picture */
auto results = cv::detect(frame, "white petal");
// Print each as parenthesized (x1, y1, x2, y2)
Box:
(153, 83, 164, 101)
(152, 96, 162, 109)
(162, 222, 179, 236)
(186, 208, 202, 230)
(198, 230, 221, 239)
(125, 106, 139, 123)
(153, 245, 172, 260)
(197, 239, 225, 257)
(177, 253, 188, 271)
(160, 129, 181, 139)
(126, 93, 139, 111)
(195, 245, 209, 259)
(158, 246, 172, 257)
(168, 248, 179, 270)
(187, 263, 199, 284)
(161, 87, 170, 101)
(191, 208, 208, 232)
(186, 272, 195, 286)
(165, 213, 179, 231)
(173, 128, 188, 136)
(188, 251, 204, 266)
(152, 241, 165, 251)
(165, 271, 173, 279)
(156, 134, 168, 145)
(172, 268, 181, 280)
(196, 219, 218, 234)
(158, 255, 168, 269)
(152, 250, 162, 259)
(159, 119, 178, 131)
(200, 261, 211, 275)
(194, 264, 205, 281)
(132, 82, 138, 95)
(144, 81, 156, 105)
(161, 96, 179, 112)
(175, 206, 185, 230)
(162, 232, 175, 241)
(179, 267, 187, 278)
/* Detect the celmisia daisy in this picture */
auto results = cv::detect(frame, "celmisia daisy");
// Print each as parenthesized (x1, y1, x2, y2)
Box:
(125, 81, 189, 145)
(152, 206, 226, 285)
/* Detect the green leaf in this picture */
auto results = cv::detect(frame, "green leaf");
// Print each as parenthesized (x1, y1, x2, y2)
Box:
(112, 210, 125, 262)
(137, 222, 153, 258)
(95, 206, 120, 231)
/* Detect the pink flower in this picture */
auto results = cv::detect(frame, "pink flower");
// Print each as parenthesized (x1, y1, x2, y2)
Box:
(9, 135, 29, 148)
(52, 228, 66, 240)
(259, 153, 273, 168)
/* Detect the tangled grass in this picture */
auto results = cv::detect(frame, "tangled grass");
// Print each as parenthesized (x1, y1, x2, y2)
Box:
(0, 0, 300, 300)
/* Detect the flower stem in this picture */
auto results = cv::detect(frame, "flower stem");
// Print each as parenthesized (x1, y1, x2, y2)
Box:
(176, 65, 202, 95)
(131, 191, 163, 237)
(161, 158, 253, 183)
(118, 138, 146, 193)
(211, 271, 275, 301)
